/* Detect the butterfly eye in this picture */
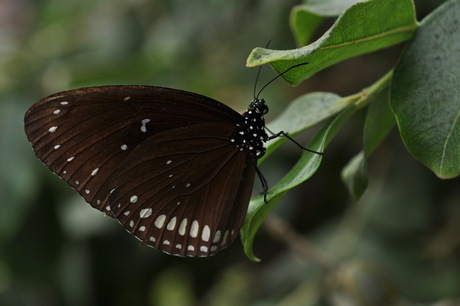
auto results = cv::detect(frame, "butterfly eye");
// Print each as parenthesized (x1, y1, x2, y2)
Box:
(251, 98, 269, 114)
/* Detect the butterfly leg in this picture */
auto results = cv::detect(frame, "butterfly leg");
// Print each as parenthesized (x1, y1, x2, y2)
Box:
(267, 130, 323, 156)
(255, 167, 269, 203)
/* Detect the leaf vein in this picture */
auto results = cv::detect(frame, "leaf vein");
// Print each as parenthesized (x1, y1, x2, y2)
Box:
(320, 24, 418, 50)
(440, 110, 460, 172)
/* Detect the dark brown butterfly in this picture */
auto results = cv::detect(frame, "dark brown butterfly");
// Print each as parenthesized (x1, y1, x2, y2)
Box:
(24, 64, 320, 257)
(24, 85, 277, 256)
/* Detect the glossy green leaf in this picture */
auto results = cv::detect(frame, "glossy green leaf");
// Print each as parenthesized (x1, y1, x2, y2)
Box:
(390, 0, 460, 179)
(342, 85, 395, 199)
(290, 7, 323, 47)
(290, 0, 366, 46)
(363, 86, 395, 156)
(242, 103, 361, 261)
(342, 152, 367, 200)
(297, 0, 367, 16)
(247, 0, 417, 85)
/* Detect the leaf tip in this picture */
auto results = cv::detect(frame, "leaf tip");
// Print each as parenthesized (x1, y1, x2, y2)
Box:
(243, 245, 261, 262)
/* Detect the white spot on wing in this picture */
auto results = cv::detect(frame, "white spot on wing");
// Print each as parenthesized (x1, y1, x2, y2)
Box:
(200, 246, 208, 253)
(129, 220, 134, 228)
(130, 195, 138, 203)
(178, 219, 187, 236)
(49, 126, 58, 133)
(187, 245, 195, 251)
(176, 244, 182, 249)
(60, 101, 69, 105)
(213, 230, 221, 243)
(91, 168, 99, 176)
(54, 145, 61, 150)
(202, 225, 211, 242)
(140, 118, 150, 133)
(124, 211, 130, 216)
(166, 160, 172, 165)
(53, 109, 61, 115)
(163, 240, 170, 245)
(186, 183, 191, 188)
(190, 220, 199, 238)
(120, 144, 128, 151)
(155, 214, 166, 229)
(124, 96, 131, 101)
(166, 217, 177, 231)
(67, 156, 75, 162)
(139, 226, 146, 232)
(221, 230, 229, 246)
(139, 208, 152, 219)
(149, 236, 155, 242)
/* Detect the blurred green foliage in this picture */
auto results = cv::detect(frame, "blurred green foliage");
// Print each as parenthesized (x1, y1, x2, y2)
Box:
(1, 0, 459, 305)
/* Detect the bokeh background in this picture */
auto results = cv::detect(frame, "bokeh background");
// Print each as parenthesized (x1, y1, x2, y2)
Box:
(1, 0, 459, 305)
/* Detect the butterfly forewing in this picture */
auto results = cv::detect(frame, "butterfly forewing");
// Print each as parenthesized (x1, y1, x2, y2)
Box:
(24, 86, 242, 214)
(108, 123, 256, 256)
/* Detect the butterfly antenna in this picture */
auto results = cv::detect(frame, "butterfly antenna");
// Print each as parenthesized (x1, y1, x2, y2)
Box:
(253, 64, 264, 100)
(253, 40, 273, 100)
(255, 62, 309, 99)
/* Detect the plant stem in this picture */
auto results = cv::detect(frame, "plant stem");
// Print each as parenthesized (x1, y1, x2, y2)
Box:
(355, 69, 394, 108)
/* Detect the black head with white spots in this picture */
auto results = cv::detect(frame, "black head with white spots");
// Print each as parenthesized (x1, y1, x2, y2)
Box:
(249, 98, 269, 115)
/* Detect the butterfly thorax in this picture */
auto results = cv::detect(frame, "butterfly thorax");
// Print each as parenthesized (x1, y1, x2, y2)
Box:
(232, 98, 269, 159)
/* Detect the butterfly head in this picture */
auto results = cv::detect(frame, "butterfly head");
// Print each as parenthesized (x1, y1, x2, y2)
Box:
(250, 98, 269, 115)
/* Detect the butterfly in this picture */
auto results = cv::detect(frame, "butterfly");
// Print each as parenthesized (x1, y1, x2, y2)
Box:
(24, 64, 321, 257)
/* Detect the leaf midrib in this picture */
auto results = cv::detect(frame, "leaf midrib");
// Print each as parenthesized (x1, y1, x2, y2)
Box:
(440, 109, 460, 173)
(320, 24, 418, 50)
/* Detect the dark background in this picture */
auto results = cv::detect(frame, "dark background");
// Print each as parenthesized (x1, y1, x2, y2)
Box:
(1, 0, 458, 305)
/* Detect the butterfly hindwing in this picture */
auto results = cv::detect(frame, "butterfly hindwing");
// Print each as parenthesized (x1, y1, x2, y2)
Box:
(108, 123, 256, 257)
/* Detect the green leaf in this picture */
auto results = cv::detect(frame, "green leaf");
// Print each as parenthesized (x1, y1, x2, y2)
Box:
(341, 84, 395, 199)
(290, 6, 323, 47)
(261, 92, 344, 163)
(390, 0, 460, 179)
(290, 0, 366, 46)
(341, 151, 368, 200)
(242, 103, 361, 261)
(247, 0, 418, 85)
(363, 86, 395, 156)
(300, 0, 368, 16)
